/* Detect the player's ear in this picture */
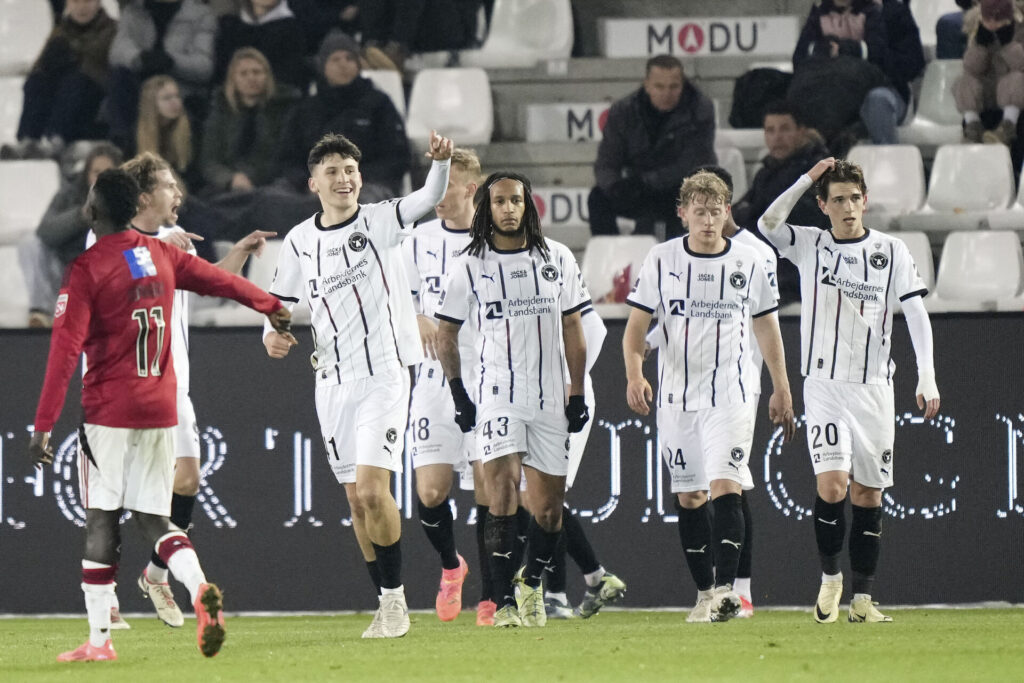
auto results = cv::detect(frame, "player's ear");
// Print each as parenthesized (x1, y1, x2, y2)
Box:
(817, 197, 827, 215)
(307, 176, 317, 194)
(466, 183, 478, 200)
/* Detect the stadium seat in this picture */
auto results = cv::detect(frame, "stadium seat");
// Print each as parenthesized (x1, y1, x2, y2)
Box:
(899, 60, 963, 146)
(986, 168, 1024, 230)
(928, 231, 1024, 312)
(0, 75, 24, 145)
(893, 230, 935, 292)
(405, 68, 493, 147)
(912, 0, 960, 60)
(0, 159, 62, 246)
(847, 144, 926, 229)
(581, 235, 656, 304)
(715, 146, 748, 201)
(363, 69, 406, 119)
(101, 0, 120, 19)
(0, 0, 52, 76)
(896, 144, 1015, 232)
(0, 244, 28, 327)
(459, 0, 573, 68)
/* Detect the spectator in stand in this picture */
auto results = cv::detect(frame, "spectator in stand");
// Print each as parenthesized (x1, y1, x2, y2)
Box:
(588, 54, 716, 241)
(275, 30, 410, 201)
(106, 0, 216, 153)
(1, 0, 117, 161)
(938, 0, 977, 59)
(19, 143, 123, 328)
(289, 0, 360, 62)
(954, 0, 1024, 145)
(731, 101, 830, 304)
(792, 0, 925, 151)
(136, 75, 199, 187)
(214, 0, 310, 91)
(360, 0, 482, 71)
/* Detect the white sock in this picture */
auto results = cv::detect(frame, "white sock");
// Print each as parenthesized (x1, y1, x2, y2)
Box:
(157, 532, 206, 603)
(583, 566, 606, 588)
(733, 577, 751, 600)
(853, 592, 871, 601)
(81, 564, 114, 647)
(380, 585, 405, 597)
(1004, 106, 1020, 124)
(697, 588, 714, 601)
(963, 111, 981, 124)
(145, 562, 169, 584)
(822, 572, 842, 583)
(546, 590, 567, 604)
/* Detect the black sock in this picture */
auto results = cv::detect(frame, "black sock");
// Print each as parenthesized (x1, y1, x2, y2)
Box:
(562, 506, 600, 575)
(849, 504, 882, 595)
(485, 512, 517, 607)
(675, 501, 714, 591)
(371, 540, 402, 590)
(737, 492, 753, 580)
(366, 560, 382, 595)
(547, 530, 568, 593)
(712, 493, 744, 588)
(523, 517, 562, 589)
(814, 496, 847, 576)
(475, 504, 493, 602)
(509, 506, 531, 573)
(151, 492, 196, 569)
(418, 498, 460, 570)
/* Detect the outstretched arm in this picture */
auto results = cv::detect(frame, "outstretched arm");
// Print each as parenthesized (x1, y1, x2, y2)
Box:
(901, 295, 940, 419)
(397, 131, 453, 226)
(216, 230, 277, 275)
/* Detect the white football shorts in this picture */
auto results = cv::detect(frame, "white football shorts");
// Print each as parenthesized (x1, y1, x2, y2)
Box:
(408, 370, 476, 475)
(174, 392, 201, 460)
(657, 402, 756, 493)
(78, 424, 176, 515)
(565, 381, 596, 489)
(803, 377, 895, 489)
(475, 404, 571, 477)
(315, 367, 410, 484)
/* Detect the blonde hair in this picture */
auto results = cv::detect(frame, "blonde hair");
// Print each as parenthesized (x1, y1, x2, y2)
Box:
(137, 75, 192, 173)
(122, 152, 171, 194)
(224, 47, 276, 112)
(677, 171, 730, 208)
(450, 147, 482, 184)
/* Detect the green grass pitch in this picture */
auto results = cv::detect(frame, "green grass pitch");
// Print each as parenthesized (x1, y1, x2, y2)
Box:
(2, 609, 1023, 682)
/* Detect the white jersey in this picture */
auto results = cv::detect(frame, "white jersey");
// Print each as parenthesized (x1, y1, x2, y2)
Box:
(436, 238, 591, 414)
(270, 200, 423, 384)
(402, 218, 475, 389)
(86, 225, 192, 393)
(730, 227, 779, 393)
(627, 236, 778, 411)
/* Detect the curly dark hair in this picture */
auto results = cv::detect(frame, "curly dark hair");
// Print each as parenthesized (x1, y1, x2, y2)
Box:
(92, 169, 142, 228)
(464, 171, 549, 260)
(307, 133, 362, 174)
(815, 159, 867, 200)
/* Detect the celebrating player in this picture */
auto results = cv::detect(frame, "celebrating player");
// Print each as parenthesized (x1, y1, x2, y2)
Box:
(262, 131, 453, 638)
(434, 171, 591, 628)
(624, 171, 795, 623)
(758, 158, 940, 623)
(29, 168, 295, 662)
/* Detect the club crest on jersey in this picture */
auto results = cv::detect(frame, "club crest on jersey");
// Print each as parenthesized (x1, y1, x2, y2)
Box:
(730, 447, 745, 462)
(54, 293, 68, 318)
(123, 246, 157, 279)
(485, 301, 503, 319)
(729, 271, 747, 289)
(881, 449, 892, 464)
(386, 428, 398, 444)
(541, 264, 559, 281)
(348, 232, 367, 251)
(869, 251, 889, 270)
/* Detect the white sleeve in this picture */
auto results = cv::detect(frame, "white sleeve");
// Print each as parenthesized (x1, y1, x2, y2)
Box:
(749, 260, 779, 318)
(397, 159, 451, 228)
(625, 249, 660, 314)
(559, 248, 591, 315)
(757, 174, 815, 254)
(435, 257, 472, 324)
(580, 307, 607, 373)
(901, 295, 934, 374)
(402, 238, 423, 314)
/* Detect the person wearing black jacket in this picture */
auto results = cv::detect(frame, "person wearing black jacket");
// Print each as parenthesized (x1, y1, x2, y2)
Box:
(588, 54, 716, 240)
(275, 30, 410, 201)
(213, 0, 310, 91)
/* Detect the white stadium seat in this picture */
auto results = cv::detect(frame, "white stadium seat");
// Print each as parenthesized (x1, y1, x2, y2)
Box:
(0, 0, 52, 76)
(896, 144, 1015, 232)
(911, 0, 960, 59)
(460, 0, 573, 68)
(101, 0, 120, 19)
(714, 146, 748, 202)
(363, 69, 406, 119)
(986, 168, 1024, 230)
(0, 76, 24, 145)
(581, 235, 656, 305)
(406, 68, 493, 147)
(899, 60, 963, 146)
(0, 159, 62, 245)
(893, 230, 935, 292)
(928, 231, 1024, 312)
(0, 244, 28, 327)
(848, 144, 926, 229)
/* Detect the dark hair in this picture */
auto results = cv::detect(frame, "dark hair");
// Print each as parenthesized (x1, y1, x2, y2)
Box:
(815, 159, 867, 200)
(464, 171, 549, 260)
(763, 100, 802, 126)
(307, 133, 362, 174)
(694, 164, 734, 200)
(122, 151, 171, 194)
(93, 169, 141, 227)
(645, 54, 683, 76)
(84, 142, 124, 174)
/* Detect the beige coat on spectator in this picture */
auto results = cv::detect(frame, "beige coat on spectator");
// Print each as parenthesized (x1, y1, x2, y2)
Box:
(954, 3, 1024, 111)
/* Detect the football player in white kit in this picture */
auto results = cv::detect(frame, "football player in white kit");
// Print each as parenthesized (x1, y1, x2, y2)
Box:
(263, 131, 453, 638)
(95, 153, 275, 629)
(434, 171, 591, 628)
(758, 158, 940, 624)
(402, 148, 485, 622)
(624, 171, 795, 623)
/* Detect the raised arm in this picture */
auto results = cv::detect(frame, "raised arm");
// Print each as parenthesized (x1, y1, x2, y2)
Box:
(623, 306, 654, 415)
(215, 230, 277, 275)
(901, 295, 940, 419)
(752, 312, 796, 441)
(397, 131, 453, 226)
(757, 157, 834, 246)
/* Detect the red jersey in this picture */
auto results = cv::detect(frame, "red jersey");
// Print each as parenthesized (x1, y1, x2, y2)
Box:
(33, 230, 282, 432)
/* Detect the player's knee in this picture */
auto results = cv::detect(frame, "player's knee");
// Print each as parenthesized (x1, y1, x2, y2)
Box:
(817, 482, 847, 503)
(354, 482, 388, 512)
(417, 486, 447, 508)
(532, 502, 563, 532)
(83, 510, 121, 565)
(676, 491, 707, 509)
(173, 474, 200, 497)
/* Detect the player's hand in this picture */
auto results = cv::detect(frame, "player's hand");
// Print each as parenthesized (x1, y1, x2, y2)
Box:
(162, 230, 204, 252)
(565, 395, 590, 433)
(29, 431, 53, 469)
(449, 378, 476, 433)
(417, 314, 439, 360)
(626, 376, 653, 416)
(807, 158, 836, 183)
(768, 389, 797, 443)
(234, 230, 277, 258)
(915, 369, 940, 420)
(425, 130, 453, 161)
(264, 330, 297, 358)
